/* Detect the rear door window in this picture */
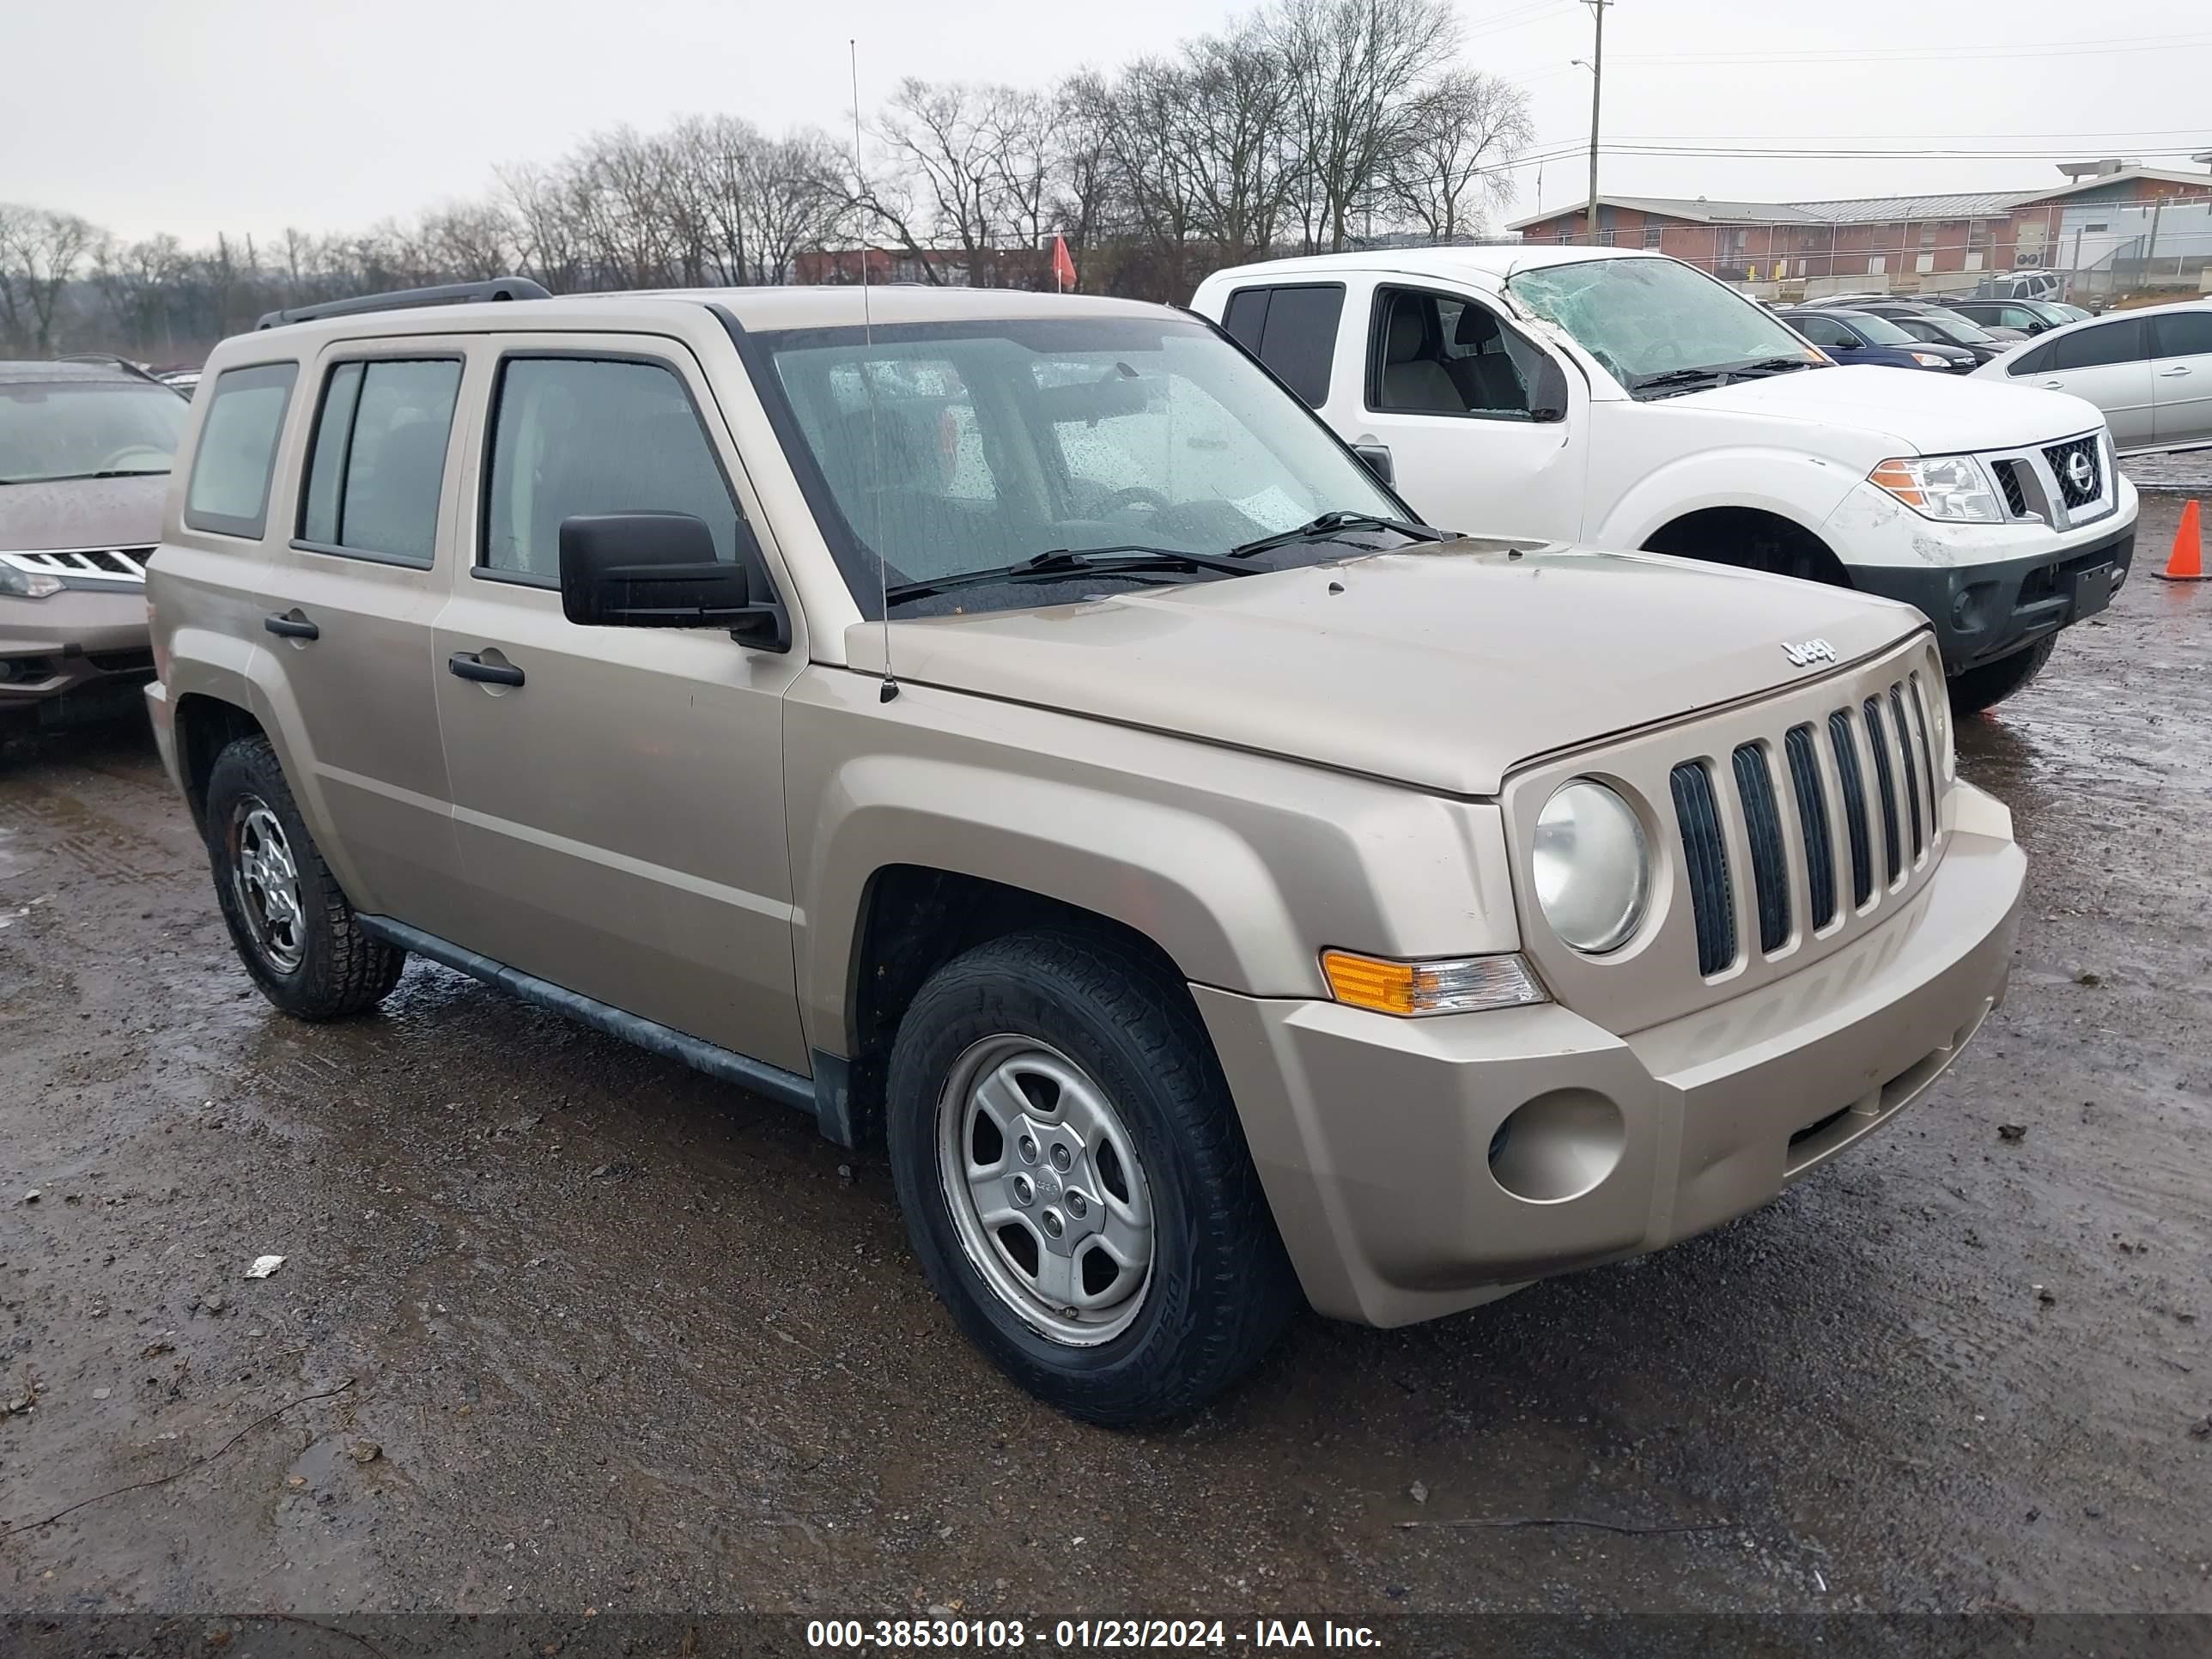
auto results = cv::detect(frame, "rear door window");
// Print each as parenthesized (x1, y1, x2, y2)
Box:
(2051, 319, 2147, 371)
(1221, 284, 1345, 406)
(298, 358, 463, 564)
(185, 363, 298, 538)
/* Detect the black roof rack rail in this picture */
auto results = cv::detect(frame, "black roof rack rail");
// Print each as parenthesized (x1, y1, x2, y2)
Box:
(54, 350, 168, 387)
(254, 276, 552, 331)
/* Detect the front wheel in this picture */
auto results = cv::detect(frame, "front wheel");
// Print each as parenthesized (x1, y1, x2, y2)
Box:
(204, 735, 405, 1019)
(885, 930, 1298, 1425)
(1948, 635, 2055, 715)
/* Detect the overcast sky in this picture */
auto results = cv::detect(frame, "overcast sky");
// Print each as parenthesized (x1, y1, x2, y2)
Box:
(5, 0, 2206, 245)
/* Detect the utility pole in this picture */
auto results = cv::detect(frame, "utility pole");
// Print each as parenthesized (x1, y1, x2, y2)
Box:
(1584, 0, 1611, 246)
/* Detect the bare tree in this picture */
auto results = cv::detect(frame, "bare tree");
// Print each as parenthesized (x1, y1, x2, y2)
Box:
(1270, 0, 1462, 251)
(0, 206, 100, 353)
(1385, 69, 1533, 242)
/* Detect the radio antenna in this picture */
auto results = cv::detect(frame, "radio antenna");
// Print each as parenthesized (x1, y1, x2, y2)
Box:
(851, 38, 897, 703)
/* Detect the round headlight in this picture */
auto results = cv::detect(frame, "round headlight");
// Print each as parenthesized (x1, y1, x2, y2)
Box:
(1533, 780, 1650, 954)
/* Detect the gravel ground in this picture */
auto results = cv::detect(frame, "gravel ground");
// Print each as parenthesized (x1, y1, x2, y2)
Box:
(2, 495, 2208, 1632)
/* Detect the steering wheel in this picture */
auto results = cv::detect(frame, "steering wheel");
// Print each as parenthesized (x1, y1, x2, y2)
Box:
(1097, 485, 1172, 517)
(98, 445, 171, 473)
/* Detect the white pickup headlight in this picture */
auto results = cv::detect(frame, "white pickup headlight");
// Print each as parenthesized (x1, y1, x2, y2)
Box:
(1870, 456, 2003, 523)
(1534, 780, 1651, 954)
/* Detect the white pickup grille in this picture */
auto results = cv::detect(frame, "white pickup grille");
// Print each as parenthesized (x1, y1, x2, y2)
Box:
(1, 546, 153, 585)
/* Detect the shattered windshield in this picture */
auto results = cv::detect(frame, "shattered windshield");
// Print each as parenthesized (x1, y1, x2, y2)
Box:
(1505, 258, 1820, 395)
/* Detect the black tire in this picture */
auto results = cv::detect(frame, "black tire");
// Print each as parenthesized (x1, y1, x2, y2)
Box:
(203, 734, 405, 1019)
(1948, 635, 2055, 715)
(886, 929, 1299, 1426)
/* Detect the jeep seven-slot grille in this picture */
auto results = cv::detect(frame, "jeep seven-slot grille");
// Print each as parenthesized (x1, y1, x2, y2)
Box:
(1672, 677, 1942, 977)
(1670, 762, 1736, 975)
(2043, 435, 2102, 510)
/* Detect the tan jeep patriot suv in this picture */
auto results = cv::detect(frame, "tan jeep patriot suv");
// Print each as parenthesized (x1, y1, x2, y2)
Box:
(147, 277, 2026, 1425)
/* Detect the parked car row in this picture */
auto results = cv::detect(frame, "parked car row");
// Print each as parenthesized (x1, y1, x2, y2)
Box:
(1776, 307, 1979, 374)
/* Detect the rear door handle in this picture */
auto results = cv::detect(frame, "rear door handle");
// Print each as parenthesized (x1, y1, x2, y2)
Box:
(2039, 380, 2065, 390)
(447, 651, 525, 688)
(264, 611, 319, 641)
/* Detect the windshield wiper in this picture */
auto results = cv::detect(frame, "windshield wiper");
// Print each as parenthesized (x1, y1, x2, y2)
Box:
(882, 545, 1254, 606)
(1729, 356, 1822, 378)
(1229, 510, 1448, 560)
(1, 468, 172, 484)
(1629, 366, 1728, 397)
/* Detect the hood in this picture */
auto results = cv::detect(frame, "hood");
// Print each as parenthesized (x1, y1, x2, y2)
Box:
(0, 474, 169, 552)
(848, 541, 1924, 797)
(1673, 364, 2104, 453)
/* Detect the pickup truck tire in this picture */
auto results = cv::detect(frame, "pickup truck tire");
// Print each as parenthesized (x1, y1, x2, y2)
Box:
(203, 735, 406, 1020)
(1948, 636, 2054, 715)
(886, 929, 1299, 1425)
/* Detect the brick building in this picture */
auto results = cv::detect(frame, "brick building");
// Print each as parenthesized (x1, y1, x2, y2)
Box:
(1508, 163, 2212, 291)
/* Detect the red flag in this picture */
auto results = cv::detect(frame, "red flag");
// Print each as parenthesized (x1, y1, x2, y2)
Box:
(1051, 234, 1077, 292)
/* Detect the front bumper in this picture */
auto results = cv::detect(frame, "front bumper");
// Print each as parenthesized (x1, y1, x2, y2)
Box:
(1196, 782, 2025, 1328)
(1851, 522, 2135, 673)
(1, 589, 155, 723)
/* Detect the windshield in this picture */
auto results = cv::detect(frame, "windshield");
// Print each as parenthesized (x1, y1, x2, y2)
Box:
(0, 380, 189, 485)
(756, 317, 1408, 617)
(1504, 257, 1818, 392)
(1843, 313, 1916, 346)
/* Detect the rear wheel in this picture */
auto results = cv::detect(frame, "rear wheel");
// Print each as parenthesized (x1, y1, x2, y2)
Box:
(204, 735, 405, 1019)
(1948, 636, 2054, 715)
(886, 930, 1299, 1425)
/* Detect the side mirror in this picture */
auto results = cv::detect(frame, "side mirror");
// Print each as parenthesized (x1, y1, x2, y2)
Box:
(1352, 442, 1394, 484)
(1528, 356, 1571, 423)
(558, 512, 790, 651)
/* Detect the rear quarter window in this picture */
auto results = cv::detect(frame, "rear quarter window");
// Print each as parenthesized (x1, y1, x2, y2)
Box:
(185, 363, 299, 538)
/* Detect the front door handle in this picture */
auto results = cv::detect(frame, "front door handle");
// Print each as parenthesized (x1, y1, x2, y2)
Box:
(448, 651, 525, 688)
(264, 611, 319, 641)
(2159, 365, 2192, 378)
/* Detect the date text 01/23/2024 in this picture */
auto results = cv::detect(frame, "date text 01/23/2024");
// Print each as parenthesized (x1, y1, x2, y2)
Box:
(805, 1619, 1384, 1650)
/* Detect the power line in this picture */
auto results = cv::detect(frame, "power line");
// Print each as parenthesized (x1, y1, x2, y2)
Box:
(1460, 0, 1578, 42)
(1602, 127, 2212, 144)
(1611, 33, 2212, 65)
(1598, 143, 2212, 160)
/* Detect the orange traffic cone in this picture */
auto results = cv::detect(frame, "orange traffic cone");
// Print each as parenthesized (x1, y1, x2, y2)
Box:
(2154, 498, 2205, 581)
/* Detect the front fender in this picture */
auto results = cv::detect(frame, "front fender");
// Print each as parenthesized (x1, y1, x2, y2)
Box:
(782, 671, 1521, 1058)
(1592, 447, 1862, 556)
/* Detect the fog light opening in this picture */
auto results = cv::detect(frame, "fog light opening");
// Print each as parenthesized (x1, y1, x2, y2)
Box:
(1486, 1089, 1627, 1204)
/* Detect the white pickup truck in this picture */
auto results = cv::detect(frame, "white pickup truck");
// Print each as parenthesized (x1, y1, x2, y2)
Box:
(1192, 247, 2138, 712)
